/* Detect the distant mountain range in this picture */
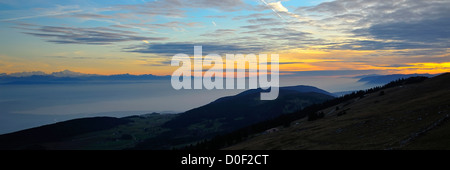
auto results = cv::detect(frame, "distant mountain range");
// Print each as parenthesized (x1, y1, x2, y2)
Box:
(0, 70, 170, 84)
(357, 73, 436, 85)
(1, 70, 438, 86)
(4, 70, 94, 77)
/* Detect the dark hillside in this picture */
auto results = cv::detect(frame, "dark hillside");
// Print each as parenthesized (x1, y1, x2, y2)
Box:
(0, 117, 131, 149)
(224, 73, 450, 150)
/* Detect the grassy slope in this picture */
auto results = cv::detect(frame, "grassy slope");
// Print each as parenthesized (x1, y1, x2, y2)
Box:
(227, 73, 450, 150)
(33, 114, 177, 150)
(403, 117, 450, 150)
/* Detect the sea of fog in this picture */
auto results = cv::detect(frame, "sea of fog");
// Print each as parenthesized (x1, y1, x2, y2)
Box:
(0, 77, 373, 134)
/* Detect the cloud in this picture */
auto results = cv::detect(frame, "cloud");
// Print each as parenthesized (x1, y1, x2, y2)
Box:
(256, 27, 323, 51)
(267, 1, 289, 12)
(205, 15, 228, 19)
(22, 25, 168, 45)
(278, 61, 304, 65)
(378, 64, 415, 68)
(303, 0, 450, 28)
(201, 29, 236, 37)
(47, 56, 69, 59)
(68, 13, 113, 20)
(118, 0, 248, 19)
(391, 49, 449, 57)
(297, 0, 450, 51)
(201, 24, 321, 53)
(258, 0, 302, 20)
(124, 42, 269, 56)
(354, 16, 450, 45)
(1, 10, 82, 22)
(258, 0, 285, 19)
(396, 55, 450, 64)
(240, 25, 263, 30)
(327, 40, 438, 51)
(247, 17, 278, 24)
(190, 0, 247, 11)
(232, 13, 272, 20)
(1, 4, 83, 22)
(282, 70, 384, 77)
(304, 0, 351, 15)
(148, 21, 202, 28)
(265, 27, 311, 39)
(140, 58, 173, 67)
(232, 10, 320, 51)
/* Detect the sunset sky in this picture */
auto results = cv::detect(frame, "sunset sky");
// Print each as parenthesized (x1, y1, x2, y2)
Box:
(0, 0, 449, 76)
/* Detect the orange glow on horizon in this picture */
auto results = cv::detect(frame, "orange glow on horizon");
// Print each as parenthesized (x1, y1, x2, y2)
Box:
(2, 50, 449, 76)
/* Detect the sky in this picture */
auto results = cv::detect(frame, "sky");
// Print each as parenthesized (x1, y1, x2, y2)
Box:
(0, 0, 449, 76)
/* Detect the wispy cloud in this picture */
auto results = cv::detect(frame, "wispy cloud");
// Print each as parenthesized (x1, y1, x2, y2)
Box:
(1, 9, 82, 22)
(118, 0, 248, 19)
(201, 29, 236, 37)
(22, 25, 168, 45)
(282, 70, 384, 77)
(124, 42, 270, 56)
